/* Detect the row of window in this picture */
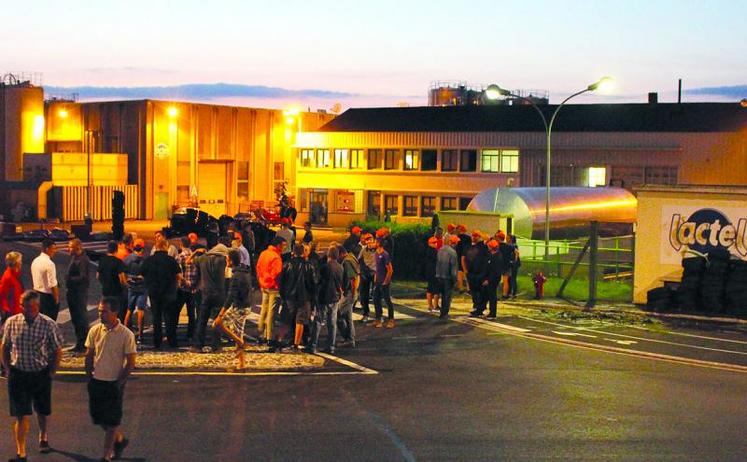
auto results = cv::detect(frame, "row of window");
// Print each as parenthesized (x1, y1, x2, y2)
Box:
(299, 148, 519, 173)
(370, 193, 472, 218)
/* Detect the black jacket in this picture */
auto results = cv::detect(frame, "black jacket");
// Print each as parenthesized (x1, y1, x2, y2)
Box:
(224, 266, 252, 309)
(141, 251, 180, 299)
(280, 256, 318, 303)
(487, 250, 506, 283)
(318, 259, 343, 305)
(464, 242, 490, 283)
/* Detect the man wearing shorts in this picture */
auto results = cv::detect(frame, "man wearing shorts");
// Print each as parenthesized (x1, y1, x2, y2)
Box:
(85, 297, 136, 462)
(279, 244, 317, 350)
(1, 290, 63, 462)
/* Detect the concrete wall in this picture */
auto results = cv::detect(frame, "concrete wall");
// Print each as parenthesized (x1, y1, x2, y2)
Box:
(1, 85, 45, 181)
(633, 186, 747, 304)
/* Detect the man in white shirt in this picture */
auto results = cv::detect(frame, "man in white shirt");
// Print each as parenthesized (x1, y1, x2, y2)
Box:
(30, 239, 59, 321)
(85, 297, 136, 462)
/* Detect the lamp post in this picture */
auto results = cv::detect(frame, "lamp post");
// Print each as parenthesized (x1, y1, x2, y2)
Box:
(485, 77, 613, 266)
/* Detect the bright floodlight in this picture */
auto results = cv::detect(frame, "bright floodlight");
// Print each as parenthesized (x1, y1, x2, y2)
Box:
(167, 106, 178, 118)
(58, 109, 68, 118)
(485, 84, 510, 100)
(588, 76, 614, 93)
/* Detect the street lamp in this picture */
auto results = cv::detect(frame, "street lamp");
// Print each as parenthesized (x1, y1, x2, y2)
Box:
(486, 77, 613, 266)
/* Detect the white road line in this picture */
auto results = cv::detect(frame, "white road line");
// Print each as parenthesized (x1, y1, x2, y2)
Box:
(518, 316, 747, 357)
(457, 317, 532, 333)
(552, 331, 597, 338)
(604, 338, 637, 346)
(627, 324, 747, 346)
(314, 352, 378, 375)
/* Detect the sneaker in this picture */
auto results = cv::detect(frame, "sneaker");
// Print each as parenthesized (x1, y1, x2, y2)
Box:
(113, 437, 129, 459)
(385, 319, 395, 329)
(201, 346, 213, 353)
(361, 315, 370, 323)
(373, 320, 383, 328)
(468, 311, 481, 318)
(39, 440, 50, 453)
(486, 315, 497, 320)
(9, 455, 28, 462)
(439, 313, 449, 320)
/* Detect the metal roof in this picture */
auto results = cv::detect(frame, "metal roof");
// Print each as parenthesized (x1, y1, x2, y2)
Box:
(318, 103, 747, 133)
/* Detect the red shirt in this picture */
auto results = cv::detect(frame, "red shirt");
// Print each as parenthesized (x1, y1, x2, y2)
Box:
(256, 246, 282, 289)
(0, 267, 23, 316)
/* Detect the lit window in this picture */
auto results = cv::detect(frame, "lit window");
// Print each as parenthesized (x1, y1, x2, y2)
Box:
(441, 196, 457, 211)
(404, 150, 419, 171)
(299, 149, 314, 167)
(384, 195, 398, 215)
(588, 167, 607, 187)
(316, 149, 330, 168)
(481, 150, 500, 172)
(500, 150, 519, 173)
(350, 149, 364, 169)
(421, 196, 436, 217)
(334, 149, 349, 168)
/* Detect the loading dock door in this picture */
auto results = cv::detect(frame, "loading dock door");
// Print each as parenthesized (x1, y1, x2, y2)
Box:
(198, 163, 227, 217)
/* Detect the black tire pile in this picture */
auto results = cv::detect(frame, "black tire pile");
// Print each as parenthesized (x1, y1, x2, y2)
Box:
(646, 249, 747, 316)
(725, 260, 747, 315)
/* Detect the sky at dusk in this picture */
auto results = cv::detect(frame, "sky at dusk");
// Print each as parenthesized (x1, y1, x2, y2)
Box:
(1, 0, 745, 110)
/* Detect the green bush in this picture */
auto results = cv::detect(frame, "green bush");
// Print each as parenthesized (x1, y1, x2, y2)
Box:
(351, 220, 433, 280)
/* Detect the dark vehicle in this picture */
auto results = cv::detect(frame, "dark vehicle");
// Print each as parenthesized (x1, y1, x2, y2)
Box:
(22, 229, 49, 242)
(48, 228, 71, 242)
(232, 214, 276, 252)
(165, 207, 219, 238)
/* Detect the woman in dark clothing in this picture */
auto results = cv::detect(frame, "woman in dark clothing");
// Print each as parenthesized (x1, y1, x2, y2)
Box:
(302, 222, 313, 244)
(508, 235, 521, 299)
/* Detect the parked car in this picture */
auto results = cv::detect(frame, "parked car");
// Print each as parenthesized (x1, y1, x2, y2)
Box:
(48, 228, 71, 242)
(22, 229, 50, 242)
(164, 207, 219, 238)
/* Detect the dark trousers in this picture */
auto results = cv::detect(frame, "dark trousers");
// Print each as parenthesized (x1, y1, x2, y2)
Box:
(150, 295, 178, 348)
(176, 289, 198, 342)
(66, 285, 89, 348)
(468, 278, 488, 314)
(509, 266, 519, 296)
(438, 278, 454, 317)
(486, 282, 499, 317)
(311, 302, 339, 350)
(194, 294, 223, 349)
(358, 276, 372, 317)
(37, 292, 59, 322)
(373, 283, 394, 321)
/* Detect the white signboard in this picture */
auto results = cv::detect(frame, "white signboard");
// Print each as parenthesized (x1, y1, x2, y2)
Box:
(661, 205, 747, 264)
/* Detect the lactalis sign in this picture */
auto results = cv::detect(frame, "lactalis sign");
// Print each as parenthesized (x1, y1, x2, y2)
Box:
(662, 206, 747, 264)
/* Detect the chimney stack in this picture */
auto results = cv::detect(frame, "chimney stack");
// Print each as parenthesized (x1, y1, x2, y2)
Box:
(648, 92, 658, 104)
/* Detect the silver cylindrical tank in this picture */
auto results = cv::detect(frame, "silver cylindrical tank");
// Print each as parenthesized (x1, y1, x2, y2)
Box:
(467, 187, 637, 239)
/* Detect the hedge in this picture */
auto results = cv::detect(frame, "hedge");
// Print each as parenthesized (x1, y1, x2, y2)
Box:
(351, 219, 434, 280)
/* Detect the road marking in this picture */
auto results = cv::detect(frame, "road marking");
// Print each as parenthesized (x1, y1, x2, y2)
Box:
(438, 334, 464, 338)
(56, 370, 376, 377)
(552, 331, 597, 338)
(392, 336, 419, 340)
(518, 316, 747, 357)
(627, 325, 747, 346)
(365, 411, 418, 462)
(455, 316, 532, 333)
(314, 352, 378, 375)
(604, 338, 638, 346)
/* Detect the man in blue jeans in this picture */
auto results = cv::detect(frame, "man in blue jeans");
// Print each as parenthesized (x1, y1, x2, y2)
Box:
(372, 238, 395, 329)
(310, 247, 343, 353)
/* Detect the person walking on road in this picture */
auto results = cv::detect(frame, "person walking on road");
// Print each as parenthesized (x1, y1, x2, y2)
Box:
(256, 237, 285, 346)
(2, 290, 63, 461)
(436, 235, 459, 319)
(141, 240, 182, 349)
(31, 239, 60, 321)
(0, 252, 24, 326)
(337, 246, 359, 347)
(85, 296, 136, 462)
(310, 246, 343, 353)
(372, 238, 395, 329)
(97, 241, 127, 323)
(213, 250, 253, 371)
(66, 239, 91, 352)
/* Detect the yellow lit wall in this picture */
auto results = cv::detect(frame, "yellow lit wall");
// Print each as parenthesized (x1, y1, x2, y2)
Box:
(51, 152, 128, 186)
(46, 103, 82, 141)
(1, 85, 45, 180)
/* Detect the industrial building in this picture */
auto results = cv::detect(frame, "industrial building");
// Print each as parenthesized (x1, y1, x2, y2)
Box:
(293, 101, 747, 227)
(0, 75, 333, 221)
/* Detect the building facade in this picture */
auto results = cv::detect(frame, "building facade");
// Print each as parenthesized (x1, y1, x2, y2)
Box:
(294, 103, 747, 227)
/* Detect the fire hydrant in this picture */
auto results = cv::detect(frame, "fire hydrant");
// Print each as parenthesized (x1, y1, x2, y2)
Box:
(533, 271, 547, 300)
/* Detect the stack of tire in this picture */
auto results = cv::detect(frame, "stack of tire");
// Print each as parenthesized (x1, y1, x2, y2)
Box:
(699, 248, 730, 313)
(725, 260, 747, 315)
(646, 286, 674, 312)
(112, 191, 125, 241)
(676, 255, 705, 312)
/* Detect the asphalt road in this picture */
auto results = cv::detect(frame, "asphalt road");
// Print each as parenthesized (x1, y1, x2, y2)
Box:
(1, 241, 746, 461)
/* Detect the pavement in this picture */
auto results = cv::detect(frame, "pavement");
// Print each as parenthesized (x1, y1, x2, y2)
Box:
(1, 240, 746, 460)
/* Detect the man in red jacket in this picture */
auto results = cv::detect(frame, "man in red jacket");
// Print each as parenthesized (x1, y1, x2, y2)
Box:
(0, 252, 23, 324)
(256, 237, 286, 345)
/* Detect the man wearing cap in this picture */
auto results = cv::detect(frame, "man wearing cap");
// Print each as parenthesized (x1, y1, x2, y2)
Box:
(455, 225, 471, 293)
(343, 226, 362, 254)
(425, 236, 441, 313)
(485, 239, 506, 318)
(464, 231, 490, 317)
(276, 219, 294, 262)
(436, 235, 459, 319)
(357, 233, 377, 322)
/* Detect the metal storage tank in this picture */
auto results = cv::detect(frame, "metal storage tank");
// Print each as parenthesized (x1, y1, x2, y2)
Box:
(467, 187, 637, 239)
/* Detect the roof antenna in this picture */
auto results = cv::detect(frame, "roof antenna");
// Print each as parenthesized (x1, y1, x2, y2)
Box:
(678, 78, 682, 104)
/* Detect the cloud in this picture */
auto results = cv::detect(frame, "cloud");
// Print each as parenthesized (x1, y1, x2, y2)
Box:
(79, 66, 178, 74)
(684, 85, 747, 99)
(44, 82, 359, 101)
